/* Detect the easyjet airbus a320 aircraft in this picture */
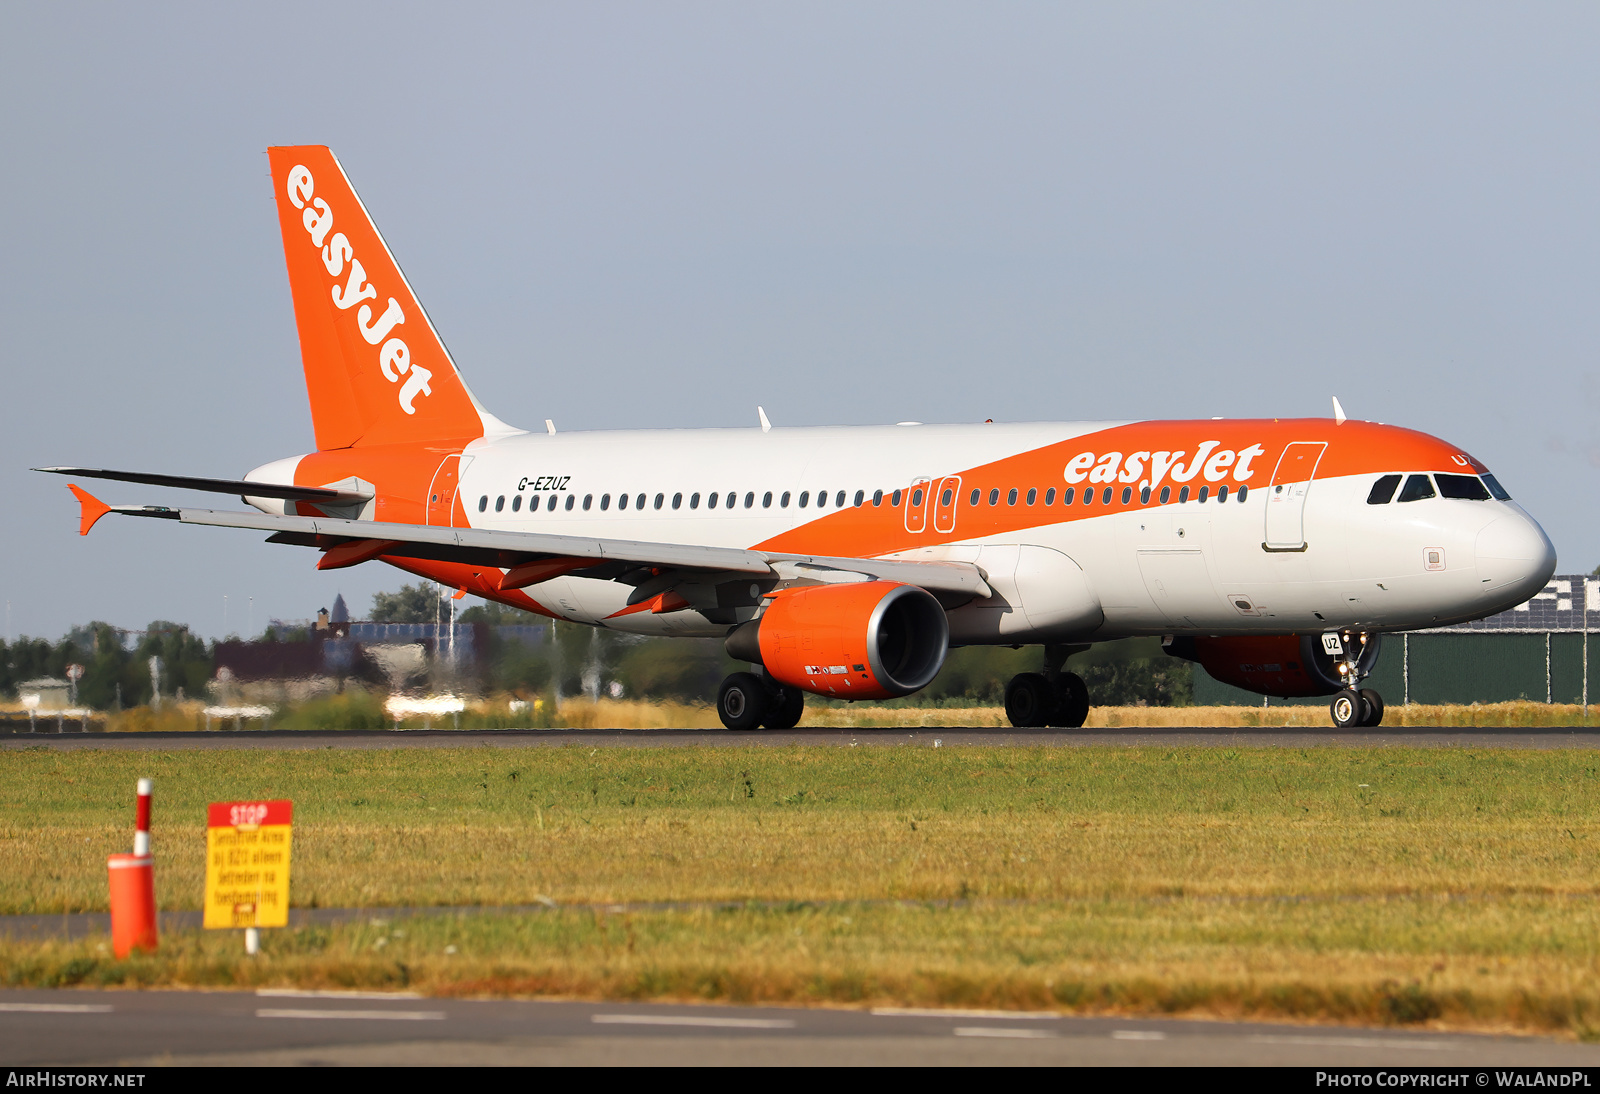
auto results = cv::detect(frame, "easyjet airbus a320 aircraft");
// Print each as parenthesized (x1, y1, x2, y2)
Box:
(42, 146, 1558, 729)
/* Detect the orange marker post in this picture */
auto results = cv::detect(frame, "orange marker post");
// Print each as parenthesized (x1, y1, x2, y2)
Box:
(107, 778, 157, 958)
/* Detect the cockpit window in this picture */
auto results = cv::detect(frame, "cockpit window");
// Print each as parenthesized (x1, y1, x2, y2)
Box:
(1436, 473, 1491, 501)
(1397, 474, 1436, 503)
(1481, 473, 1511, 501)
(1367, 474, 1401, 505)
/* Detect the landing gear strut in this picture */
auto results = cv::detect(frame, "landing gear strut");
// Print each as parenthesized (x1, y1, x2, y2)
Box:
(1005, 644, 1090, 728)
(1326, 631, 1384, 728)
(716, 672, 806, 730)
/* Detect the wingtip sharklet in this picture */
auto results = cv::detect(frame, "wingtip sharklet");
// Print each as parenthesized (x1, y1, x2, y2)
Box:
(67, 484, 112, 536)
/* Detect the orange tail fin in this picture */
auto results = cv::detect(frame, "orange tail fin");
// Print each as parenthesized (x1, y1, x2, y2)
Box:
(266, 146, 514, 451)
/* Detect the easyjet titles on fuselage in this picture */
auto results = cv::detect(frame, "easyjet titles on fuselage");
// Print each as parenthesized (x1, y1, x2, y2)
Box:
(1062, 441, 1265, 489)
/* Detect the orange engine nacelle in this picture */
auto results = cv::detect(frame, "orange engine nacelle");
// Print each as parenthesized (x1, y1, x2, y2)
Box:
(1167, 633, 1381, 698)
(724, 581, 949, 700)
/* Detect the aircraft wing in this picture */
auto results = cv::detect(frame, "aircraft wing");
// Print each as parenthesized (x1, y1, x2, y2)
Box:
(63, 487, 992, 601)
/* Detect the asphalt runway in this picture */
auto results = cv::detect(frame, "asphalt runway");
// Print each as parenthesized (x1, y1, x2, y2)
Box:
(3, 725, 1599, 750)
(2, 988, 1597, 1067)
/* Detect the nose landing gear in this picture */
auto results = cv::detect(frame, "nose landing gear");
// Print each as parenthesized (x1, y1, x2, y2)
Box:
(1325, 631, 1384, 728)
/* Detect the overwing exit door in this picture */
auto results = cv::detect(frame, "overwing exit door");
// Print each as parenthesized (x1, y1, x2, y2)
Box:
(904, 478, 931, 533)
(932, 476, 961, 534)
(1264, 442, 1327, 550)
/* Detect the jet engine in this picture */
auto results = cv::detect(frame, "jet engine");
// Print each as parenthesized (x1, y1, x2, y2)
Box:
(1165, 633, 1382, 698)
(725, 580, 949, 700)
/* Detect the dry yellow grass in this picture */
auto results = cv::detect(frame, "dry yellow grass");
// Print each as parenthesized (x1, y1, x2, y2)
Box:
(5, 745, 1599, 1034)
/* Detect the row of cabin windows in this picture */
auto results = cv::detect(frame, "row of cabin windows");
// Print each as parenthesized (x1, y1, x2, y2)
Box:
(480, 488, 885, 514)
(479, 479, 1250, 515)
(1366, 473, 1509, 505)
(958, 483, 1247, 508)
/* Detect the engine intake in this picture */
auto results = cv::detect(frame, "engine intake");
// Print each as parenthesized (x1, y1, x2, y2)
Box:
(725, 580, 949, 700)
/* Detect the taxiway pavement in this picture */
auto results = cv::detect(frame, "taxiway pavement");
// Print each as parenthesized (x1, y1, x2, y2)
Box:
(2, 988, 1597, 1067)
(3, 726, 1598, 750)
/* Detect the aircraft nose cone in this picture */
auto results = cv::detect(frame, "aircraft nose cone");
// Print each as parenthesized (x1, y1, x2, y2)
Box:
(1476, 514, 1557, 605)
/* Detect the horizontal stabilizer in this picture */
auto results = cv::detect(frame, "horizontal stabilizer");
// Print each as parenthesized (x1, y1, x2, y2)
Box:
(34, 467, 372, 503)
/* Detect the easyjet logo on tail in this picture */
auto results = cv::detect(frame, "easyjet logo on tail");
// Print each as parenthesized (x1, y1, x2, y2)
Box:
(1063, 442, 1266, 489)
(284, 166, 432, 416)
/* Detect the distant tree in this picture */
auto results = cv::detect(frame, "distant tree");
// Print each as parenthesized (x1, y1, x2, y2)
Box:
(370, 583, 444, 624)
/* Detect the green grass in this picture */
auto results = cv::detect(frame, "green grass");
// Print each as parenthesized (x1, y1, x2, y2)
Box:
(3, 745, 1599, 1034)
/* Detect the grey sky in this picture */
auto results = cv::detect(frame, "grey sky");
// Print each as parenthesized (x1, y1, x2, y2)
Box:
(1, 2, 1595, 641)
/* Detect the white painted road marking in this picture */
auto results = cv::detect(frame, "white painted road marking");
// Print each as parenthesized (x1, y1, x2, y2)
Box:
(872, 1007, 1060, 1020)
(256, 1008, 446, 1021)
(954, 1027, 1056, 1039)
(1112, 1030, 1168, 1040)
(0, 1003, 113, 1014)
(1246, 1035, 1455, 1051)
(257, 988, 425, 1000)
(592, 1014, 797, 1029)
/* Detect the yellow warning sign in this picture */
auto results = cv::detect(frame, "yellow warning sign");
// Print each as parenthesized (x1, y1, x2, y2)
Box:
(203, 800, 293, 929)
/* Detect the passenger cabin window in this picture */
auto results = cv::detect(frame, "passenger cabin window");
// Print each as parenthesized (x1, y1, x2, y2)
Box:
(853, 490, 864, 507)
(870, 490, 880, 506)
(1237, 485, 1248, 502)
(495, 496, 505, 512)
(1140, 486, 1151, 504)
(911, 488, 924, 508)
(1197, 486, 1209, 503)
(764, 492, 774, 508)
(835, 490, 846, 507)
(565, 495, 576, 511)
(1436, 473, 1491, 501)
(783, 492, 793, 507)
(1044, 488, 1055, 505)
(1083, 487, 1093, 506)
(672, 492, 683, 509)
(653, 493, 664, 510)
(1367, 474, 1401, 505)
(745, 492, 756, 509)
(797, 491, 807, 508)
(583, 494, 593, 510)
(941, 488, 953, 507)
(969, 488, 980, 506)
(1482, 473, 1511, 501)
(637, 494, 647, 510)
(892, 489, 902, 506)
(1217, 485, 1229, 502)
(690, 492, 700, 509)
(1026, 488, 1037, 505)
(618, 493, 629, 510)
(1121, 486, 1132, 504)
(1062, 487, 1074, 505)
(1006, 488, 1017, 505)
(816, 491, 827, 509)
(601, 494, 611, 510)
(1100, 487, 1112, 505)
(1179, 486, 1190, 503)
(478, 496, 488, 512)
(988, 488, 1000, 506)
(547, 495, 559, 511)
(1397, 474, 1436, 503)
(1159, 486, 1171, 504)
(512, 495, 522, 512)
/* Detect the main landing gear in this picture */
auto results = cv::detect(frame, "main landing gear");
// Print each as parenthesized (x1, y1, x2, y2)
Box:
(1004, 644, 1091, 728)
(717, 672, 805, 731)
(1327, 631, 1384, 728)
